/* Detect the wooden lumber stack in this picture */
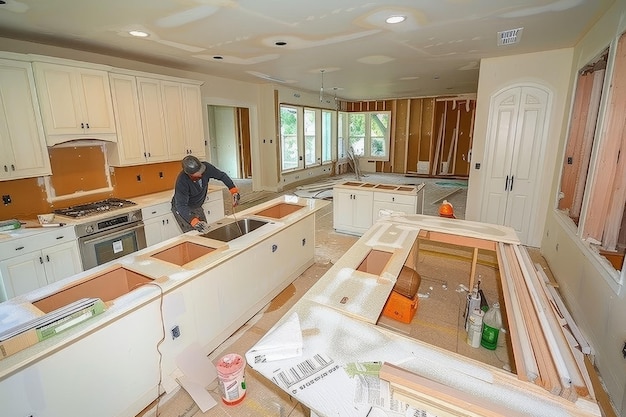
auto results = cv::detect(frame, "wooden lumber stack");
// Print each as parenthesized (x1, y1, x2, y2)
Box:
(378, 242, 604, 417)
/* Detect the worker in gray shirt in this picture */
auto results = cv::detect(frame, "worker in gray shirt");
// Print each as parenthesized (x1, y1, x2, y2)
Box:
(172, 155, 240, 233)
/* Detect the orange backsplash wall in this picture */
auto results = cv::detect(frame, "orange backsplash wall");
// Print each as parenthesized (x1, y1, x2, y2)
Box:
(0, 145, 180, 220)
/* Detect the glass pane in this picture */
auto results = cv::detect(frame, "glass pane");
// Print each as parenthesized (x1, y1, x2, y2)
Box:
(370, 113, 389, 157)
(280, 106, 298, 171)
(338, 113, 345, 159)
(304, 109, 316, 166)
(349, 113, 365, 156)
(322, 110, 332, 163)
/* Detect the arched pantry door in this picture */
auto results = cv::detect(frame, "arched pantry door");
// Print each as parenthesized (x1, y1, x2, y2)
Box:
(480, 84, 551, 246)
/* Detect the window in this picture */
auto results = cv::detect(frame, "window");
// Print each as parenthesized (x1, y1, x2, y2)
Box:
(557, 33, 626, 280)
(280, 106, 299, 171)
(322, 110, 333, 164)
(340, 111, 391, 160)
(304, 109, 316, 166)
(280, 104, 337, 172)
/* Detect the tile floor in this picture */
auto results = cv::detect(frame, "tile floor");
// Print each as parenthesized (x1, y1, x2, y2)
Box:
(141, 173, 536, 417)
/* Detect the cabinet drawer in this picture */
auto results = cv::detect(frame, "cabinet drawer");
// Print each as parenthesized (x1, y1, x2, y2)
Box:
(141, 201, 172, 220)
(0, 226, 77, 259)
(373, 192, 416, 206)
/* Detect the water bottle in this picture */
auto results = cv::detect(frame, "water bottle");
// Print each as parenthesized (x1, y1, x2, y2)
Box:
(480, 302, 502, 350)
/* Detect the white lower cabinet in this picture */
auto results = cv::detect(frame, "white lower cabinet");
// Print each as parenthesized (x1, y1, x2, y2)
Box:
(202, 190, 225, 224)
(333, 188, 373, 235)
(0, 298, 163, 417)
(333, 183, 419, 235)
(0, 229, 82, 302)
(142, 202, 182, 247)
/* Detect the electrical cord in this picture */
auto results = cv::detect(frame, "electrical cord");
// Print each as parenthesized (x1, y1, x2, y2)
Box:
(132, 282, 166, 417)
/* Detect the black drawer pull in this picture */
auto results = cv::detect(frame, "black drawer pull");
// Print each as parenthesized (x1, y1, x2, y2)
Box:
(15, 246, 24, 251)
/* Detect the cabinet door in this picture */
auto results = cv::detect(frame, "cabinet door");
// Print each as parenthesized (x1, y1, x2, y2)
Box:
(33, 62, 84, 136)
(137, 78, 169, 162)
(333, 188, 373, 235)
(144, 216, 165, 247)
(182, 84, 206, 158)
(76, 68, 116, 134)
(43, 241, 83, 284)
(0, 251, 48, 301)
(203, 199, 225, 224)
(162, 213, 181, 241)
(0, 59, 51, 180)
(162, 81, 187, 160)
(108, 73, 146, 165)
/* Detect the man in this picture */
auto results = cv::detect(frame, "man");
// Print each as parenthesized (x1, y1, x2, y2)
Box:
(172, 155, 240, 233)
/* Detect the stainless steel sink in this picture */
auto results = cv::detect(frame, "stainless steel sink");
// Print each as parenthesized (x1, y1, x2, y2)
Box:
(200, 218, 269, 242)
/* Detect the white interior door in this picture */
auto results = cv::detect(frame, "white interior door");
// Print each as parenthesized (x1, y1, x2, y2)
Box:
(480, 85, 550, 245)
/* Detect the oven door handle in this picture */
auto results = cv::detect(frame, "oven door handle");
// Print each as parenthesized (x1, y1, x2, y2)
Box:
(80, 223, 145, 246)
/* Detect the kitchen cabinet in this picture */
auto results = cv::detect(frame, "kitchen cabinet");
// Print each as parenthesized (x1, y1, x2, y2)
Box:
(0, 228, 82, 302)
(107, 73, 149, 166)
(142, 202, 181, 247)
(372, 191, 417, 216)
(162, 81, 206, 160)
(333, 182, 419, 236)
(202, 189, 225, 224)
(0, 58, 51, 180)
(333, 188, 374, 235)
(136, 77, 170, 163)
(32, 61, 116, 145)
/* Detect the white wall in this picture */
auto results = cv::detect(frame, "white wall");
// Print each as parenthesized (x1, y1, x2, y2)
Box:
(541, 1, 626, 415)
(465, 48, 574, 247)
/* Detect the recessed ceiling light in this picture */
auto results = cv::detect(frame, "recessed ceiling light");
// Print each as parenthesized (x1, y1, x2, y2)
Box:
(213, 56, 223, 60)
(275, 41, 287, 46)
(129, 30, 149, 38)
(386, 15, 406, 24)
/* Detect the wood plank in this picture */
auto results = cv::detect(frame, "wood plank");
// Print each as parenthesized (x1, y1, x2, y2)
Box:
(584, 356, 619, 417)
(496, 243, 533, 381)
(381, 363, 527, 417)
(418, 230, 497, 251)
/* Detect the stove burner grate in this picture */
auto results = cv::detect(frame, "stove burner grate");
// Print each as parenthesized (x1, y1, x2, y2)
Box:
(54, 198, 137, 218)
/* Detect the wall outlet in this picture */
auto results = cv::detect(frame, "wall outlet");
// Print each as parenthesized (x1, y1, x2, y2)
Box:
(2, 195, 11, 205)
(171, 325, 180, 339)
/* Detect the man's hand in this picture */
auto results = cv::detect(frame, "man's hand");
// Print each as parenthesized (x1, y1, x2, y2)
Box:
(190, 218, 210, 233)
(232, 192, 241, 207)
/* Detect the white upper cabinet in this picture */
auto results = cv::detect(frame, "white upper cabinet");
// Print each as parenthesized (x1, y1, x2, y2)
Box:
(108, 73, 146, 165)
(108, 71, 205, 166)
(164, 81, 206, 160)
(32, 62, 116, 145)
(0, 58, 51, 181)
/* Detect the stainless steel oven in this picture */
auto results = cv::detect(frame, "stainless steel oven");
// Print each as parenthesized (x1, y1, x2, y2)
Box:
(75, 209, 147, 270)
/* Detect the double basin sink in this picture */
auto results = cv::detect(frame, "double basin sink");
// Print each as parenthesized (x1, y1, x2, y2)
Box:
(30, 202, 305, 313)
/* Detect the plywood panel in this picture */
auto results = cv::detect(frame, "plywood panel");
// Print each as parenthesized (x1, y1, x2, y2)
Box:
(0, 177, 48, 220)
(453, 100, 475, 176)
(48, 145, 109, 196)
(393, 99, 409, 174)
(407, 99, 423, 172)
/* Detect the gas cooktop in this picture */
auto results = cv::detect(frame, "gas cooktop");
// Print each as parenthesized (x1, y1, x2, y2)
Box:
(54, 198, 137, 218)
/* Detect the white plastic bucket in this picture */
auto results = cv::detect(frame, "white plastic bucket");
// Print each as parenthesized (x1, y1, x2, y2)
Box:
(217, 353, 247, 405)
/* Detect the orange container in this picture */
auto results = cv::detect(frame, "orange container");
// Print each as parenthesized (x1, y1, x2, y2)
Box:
(382, 290, 419, 324)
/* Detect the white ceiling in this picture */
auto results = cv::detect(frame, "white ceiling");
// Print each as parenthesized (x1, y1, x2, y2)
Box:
(0, 0, 615, 101)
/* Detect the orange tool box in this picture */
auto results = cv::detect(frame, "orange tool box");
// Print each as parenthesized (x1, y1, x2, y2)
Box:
(382, 266, 421, 324)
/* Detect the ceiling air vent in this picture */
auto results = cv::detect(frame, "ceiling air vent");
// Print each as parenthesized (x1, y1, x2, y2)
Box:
(497, 27, 523, 46)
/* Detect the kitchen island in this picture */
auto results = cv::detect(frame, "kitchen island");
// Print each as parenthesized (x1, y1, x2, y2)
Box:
(0, 195, 328, 417)
(247, 213, 602, 417)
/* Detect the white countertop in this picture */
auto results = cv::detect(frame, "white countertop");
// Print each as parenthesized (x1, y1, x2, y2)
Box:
(0, 195, 329, 379)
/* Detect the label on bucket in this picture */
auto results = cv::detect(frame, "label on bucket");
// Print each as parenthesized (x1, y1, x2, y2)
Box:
(217, 353, 247, 405)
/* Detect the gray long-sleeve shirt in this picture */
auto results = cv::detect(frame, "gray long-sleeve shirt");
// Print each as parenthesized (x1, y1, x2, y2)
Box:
(171, 162, 236, 223)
